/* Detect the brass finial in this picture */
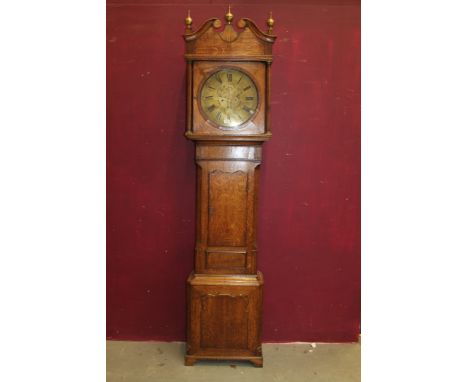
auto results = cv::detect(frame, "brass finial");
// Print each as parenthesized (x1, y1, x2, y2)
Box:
(225, 5, 234, 24)
(266, 11, 274, 34)
(185, 10, 193, 32)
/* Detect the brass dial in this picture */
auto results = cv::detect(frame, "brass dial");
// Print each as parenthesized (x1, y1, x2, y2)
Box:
(200, 68, 259, 128)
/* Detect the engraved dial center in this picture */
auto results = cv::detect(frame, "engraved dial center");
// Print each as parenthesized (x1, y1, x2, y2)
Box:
(218, 84, 240, 109)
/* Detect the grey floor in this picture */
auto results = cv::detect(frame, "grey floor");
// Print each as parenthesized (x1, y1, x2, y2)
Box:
(107, 341, 361, 382)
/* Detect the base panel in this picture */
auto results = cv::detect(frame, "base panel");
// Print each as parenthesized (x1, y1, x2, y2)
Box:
(186, 272, 264, 366)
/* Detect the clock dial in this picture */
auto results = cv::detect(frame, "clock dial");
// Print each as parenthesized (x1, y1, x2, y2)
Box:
(200, 68, 259, 128)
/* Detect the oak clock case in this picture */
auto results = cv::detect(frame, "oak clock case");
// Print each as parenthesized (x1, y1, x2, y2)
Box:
(183, 9, 276, 367)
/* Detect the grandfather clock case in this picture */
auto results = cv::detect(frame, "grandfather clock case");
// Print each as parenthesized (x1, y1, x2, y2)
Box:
(183, 8, 276, 367)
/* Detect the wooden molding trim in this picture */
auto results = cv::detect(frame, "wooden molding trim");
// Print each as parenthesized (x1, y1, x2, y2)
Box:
(187, 271, 264, 286)
(185, 132, 272, 142)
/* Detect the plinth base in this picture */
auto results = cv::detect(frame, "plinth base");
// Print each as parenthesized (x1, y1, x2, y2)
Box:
(185, 272, 264, 367)
(185, 354, 263, 367)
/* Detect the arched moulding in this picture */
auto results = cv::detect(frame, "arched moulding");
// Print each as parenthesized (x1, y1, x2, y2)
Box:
(237, 18, 276, 43)
(184, 18, 222, 42)
(183, 16, 276, 61)
(184, 17, 276, 44)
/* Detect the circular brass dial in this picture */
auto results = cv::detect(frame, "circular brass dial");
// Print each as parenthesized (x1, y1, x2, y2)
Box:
(200, 68, 259, 128)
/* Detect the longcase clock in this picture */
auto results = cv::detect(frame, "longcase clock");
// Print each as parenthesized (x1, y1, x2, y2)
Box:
(183, 7, 276, 367)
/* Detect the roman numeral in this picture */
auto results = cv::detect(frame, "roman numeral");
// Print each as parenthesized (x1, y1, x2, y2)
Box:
(237, 76, 242, 84)
(227, 73, 232, 82)
(207, 105, 216, 112)
(208, 86, 215, 90)
(216, 112, 222, 120)
(205, 95, 213, 99)
(243, 86, 251, 91)
(243, 106, 253, 114)
(215, 73, 222, 83)
(245, 96, 254, 101)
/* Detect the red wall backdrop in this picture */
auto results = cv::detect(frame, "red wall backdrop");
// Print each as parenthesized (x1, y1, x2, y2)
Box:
(107, 0, 360, 342)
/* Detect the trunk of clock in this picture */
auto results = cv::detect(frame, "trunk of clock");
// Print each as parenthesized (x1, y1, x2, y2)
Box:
(194, 142, 261, 275)
(185, 142, 264, 367)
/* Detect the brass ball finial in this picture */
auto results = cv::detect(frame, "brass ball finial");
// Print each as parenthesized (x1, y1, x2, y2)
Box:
(267, 11, 274, 34)
(225, 5, 234, 24)
(185, 10, 193, 31)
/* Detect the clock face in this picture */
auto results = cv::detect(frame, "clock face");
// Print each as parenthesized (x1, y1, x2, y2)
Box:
(200, 68, 259, 128)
